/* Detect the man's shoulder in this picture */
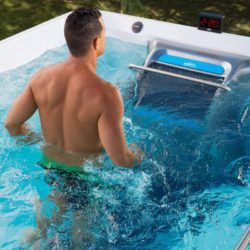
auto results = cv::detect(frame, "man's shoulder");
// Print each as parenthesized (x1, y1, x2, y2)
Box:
(29, 64, 61, 88)
(29, 65, 50, 84)
(100, 81, 120, 100)
(98, 82, 123, 111)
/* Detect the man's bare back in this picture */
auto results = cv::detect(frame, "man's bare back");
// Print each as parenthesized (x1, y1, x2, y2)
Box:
(5, 8, 140, 167)
(31, 60, 107, 164)
(33, 62, 107, 154)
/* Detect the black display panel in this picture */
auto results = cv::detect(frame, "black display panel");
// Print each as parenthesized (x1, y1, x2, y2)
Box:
(198, 12, 224, 33)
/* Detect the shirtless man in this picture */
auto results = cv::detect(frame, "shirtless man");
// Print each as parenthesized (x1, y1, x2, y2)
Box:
(5, 7, 140, 167)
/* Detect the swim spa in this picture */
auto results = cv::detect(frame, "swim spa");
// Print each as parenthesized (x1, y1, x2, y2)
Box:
(0, 10, 250, 249)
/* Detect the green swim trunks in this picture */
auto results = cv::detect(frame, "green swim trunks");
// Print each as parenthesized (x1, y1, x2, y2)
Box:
(38, 154, 83, 171)
(37, 155, 100, 182)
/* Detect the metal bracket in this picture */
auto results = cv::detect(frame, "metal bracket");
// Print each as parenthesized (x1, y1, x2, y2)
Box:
(128, 63, 231, 92)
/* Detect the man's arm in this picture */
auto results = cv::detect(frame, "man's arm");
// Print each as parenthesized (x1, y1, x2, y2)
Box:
(98, 86, 137, 167)
(5, 77, 38, 136)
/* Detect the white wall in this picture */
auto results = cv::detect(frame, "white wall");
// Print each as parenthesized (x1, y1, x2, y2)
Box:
(0, 11, 249, 73)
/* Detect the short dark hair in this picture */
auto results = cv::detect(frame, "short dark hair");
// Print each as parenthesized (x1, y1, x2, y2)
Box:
(64, 7, 102, 57)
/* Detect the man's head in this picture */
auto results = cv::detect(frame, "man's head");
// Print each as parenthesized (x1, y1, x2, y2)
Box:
(64, 7, 105, 58)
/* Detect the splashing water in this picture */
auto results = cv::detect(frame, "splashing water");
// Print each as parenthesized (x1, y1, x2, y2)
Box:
(0, 37, 249, 249)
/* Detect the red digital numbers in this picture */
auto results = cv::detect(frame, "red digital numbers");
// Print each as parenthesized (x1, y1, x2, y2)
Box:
(200, 17, 207, 26)
(200, 17, 220, 29)
(208, 19, 219, 28)
(198, 12, 223, 33)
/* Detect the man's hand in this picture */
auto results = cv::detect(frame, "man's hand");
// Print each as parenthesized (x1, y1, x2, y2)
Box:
(5, 123, 30, 136)
(130, 143, 144, 164)
(14, 124, 43, 145)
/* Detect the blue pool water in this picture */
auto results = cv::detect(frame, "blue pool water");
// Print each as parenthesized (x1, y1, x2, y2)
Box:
(0, 37, 249, 249)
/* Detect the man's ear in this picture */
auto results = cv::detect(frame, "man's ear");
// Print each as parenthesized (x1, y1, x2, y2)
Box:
(93, 37, 99, 51)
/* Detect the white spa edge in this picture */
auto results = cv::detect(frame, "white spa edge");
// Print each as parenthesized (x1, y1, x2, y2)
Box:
(0, 10, 249, 74)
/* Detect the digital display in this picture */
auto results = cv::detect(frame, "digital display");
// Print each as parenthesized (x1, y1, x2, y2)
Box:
(198, 12, 224, 33)
(199, 17, 220, 30)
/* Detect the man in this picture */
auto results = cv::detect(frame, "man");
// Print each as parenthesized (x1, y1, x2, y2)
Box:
(5, 7, 141, 167)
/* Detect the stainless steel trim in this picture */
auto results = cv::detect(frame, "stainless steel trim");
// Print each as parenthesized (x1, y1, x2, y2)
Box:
(128, 64, 231, 91)
(235, 226, 250, 250)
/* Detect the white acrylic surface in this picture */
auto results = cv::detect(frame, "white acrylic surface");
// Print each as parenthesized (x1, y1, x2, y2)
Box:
(0, 11, 249, 73)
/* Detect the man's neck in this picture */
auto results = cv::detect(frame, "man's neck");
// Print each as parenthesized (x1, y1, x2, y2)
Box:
(67, 52, 98, 72)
